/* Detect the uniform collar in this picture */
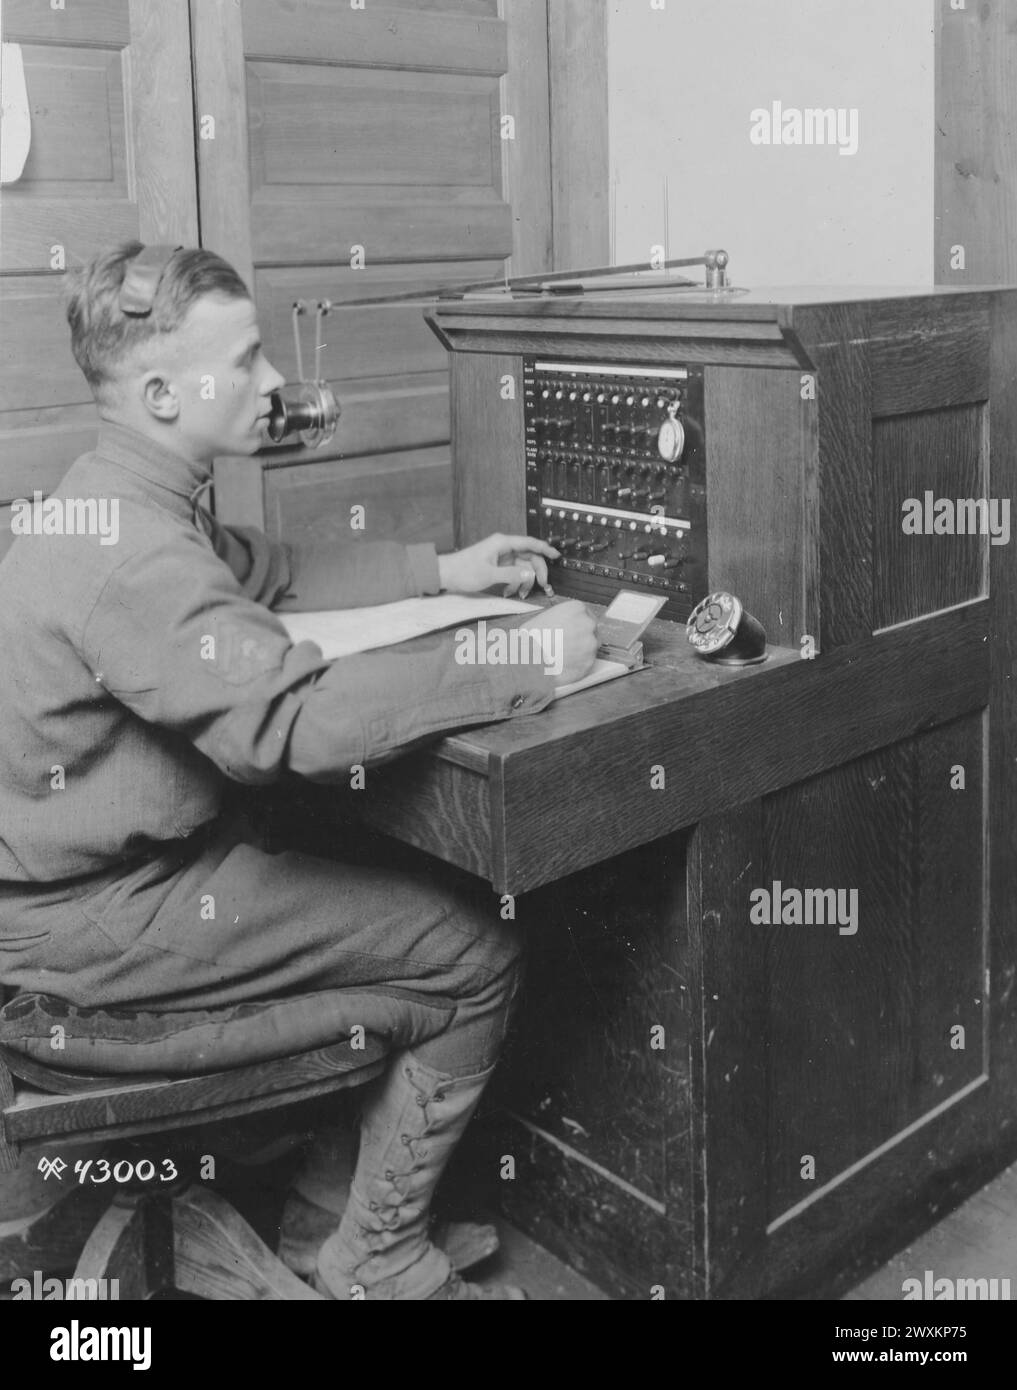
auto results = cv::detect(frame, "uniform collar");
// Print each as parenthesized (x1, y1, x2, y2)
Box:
(94, 420, 213, 508)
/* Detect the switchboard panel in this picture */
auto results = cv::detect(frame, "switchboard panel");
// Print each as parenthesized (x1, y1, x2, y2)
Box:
(524, 360, 706, 620)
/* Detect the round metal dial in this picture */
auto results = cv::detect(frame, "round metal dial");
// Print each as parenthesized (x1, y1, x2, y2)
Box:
(657, 416, 686, 464)
(686, 591, 742, 655)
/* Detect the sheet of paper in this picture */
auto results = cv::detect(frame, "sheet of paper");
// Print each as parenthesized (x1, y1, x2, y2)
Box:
(278, 597, 644, 702)
(552, 657, 638, 700)
(277, 594, 538, 661)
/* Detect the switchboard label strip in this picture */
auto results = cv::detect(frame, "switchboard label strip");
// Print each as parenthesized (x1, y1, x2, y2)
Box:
(540, 497, 692, 531)
(534, 362, 690, 380)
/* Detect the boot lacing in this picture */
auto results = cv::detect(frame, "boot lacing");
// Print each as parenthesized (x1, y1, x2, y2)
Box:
(350, 1069, 449, 1256)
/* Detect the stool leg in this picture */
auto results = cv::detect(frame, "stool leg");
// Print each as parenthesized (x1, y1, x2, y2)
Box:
(172, 1185, 324, 1300)
(73, 1192, 174, 1301)
(0, 1059, 19, 1174)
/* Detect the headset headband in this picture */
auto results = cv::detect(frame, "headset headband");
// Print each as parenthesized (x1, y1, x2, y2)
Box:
(119, 243, 184, 317)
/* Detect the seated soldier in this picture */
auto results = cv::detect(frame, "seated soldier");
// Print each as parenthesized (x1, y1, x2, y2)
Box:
(0, 242, 598, 1300)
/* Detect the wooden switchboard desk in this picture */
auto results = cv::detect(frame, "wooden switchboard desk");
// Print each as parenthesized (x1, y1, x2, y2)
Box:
(349, 285, 1017, 1300)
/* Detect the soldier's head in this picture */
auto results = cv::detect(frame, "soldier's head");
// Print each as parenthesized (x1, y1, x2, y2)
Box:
(65, 242, 285, 462)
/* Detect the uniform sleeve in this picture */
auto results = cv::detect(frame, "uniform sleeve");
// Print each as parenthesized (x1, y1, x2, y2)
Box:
(203, 513, 441, 611)
(78, 536, 552, 786)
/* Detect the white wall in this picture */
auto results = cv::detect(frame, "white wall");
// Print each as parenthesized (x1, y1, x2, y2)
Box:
(607, 0, 936, 287)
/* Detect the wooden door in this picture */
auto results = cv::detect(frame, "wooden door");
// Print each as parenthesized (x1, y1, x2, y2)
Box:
(192, 0, 554, 552)
(0, 0, 198, 560)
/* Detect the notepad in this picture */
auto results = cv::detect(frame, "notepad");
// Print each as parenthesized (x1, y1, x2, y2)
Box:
(277, 595, 643, 700)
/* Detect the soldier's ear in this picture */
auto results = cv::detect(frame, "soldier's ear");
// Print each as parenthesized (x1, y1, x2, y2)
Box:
(140, 371, 180, 423)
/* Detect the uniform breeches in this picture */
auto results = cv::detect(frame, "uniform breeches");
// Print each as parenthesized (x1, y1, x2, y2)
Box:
(0, 820, 523, 1078)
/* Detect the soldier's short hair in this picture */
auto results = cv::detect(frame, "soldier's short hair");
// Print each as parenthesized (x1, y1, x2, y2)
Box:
(65, 242, 250, 402)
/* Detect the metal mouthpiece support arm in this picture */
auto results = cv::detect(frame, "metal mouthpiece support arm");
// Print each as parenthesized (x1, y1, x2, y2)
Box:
(266, 299, 341, 448)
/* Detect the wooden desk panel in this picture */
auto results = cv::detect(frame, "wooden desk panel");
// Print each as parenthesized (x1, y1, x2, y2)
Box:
(357, 603, 989, 895)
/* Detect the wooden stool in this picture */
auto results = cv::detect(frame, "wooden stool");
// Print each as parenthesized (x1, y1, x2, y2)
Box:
(0, 992, 389, 1300)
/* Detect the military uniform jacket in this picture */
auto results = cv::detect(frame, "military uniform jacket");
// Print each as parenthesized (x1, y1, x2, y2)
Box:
(0, 422, 553, 884)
